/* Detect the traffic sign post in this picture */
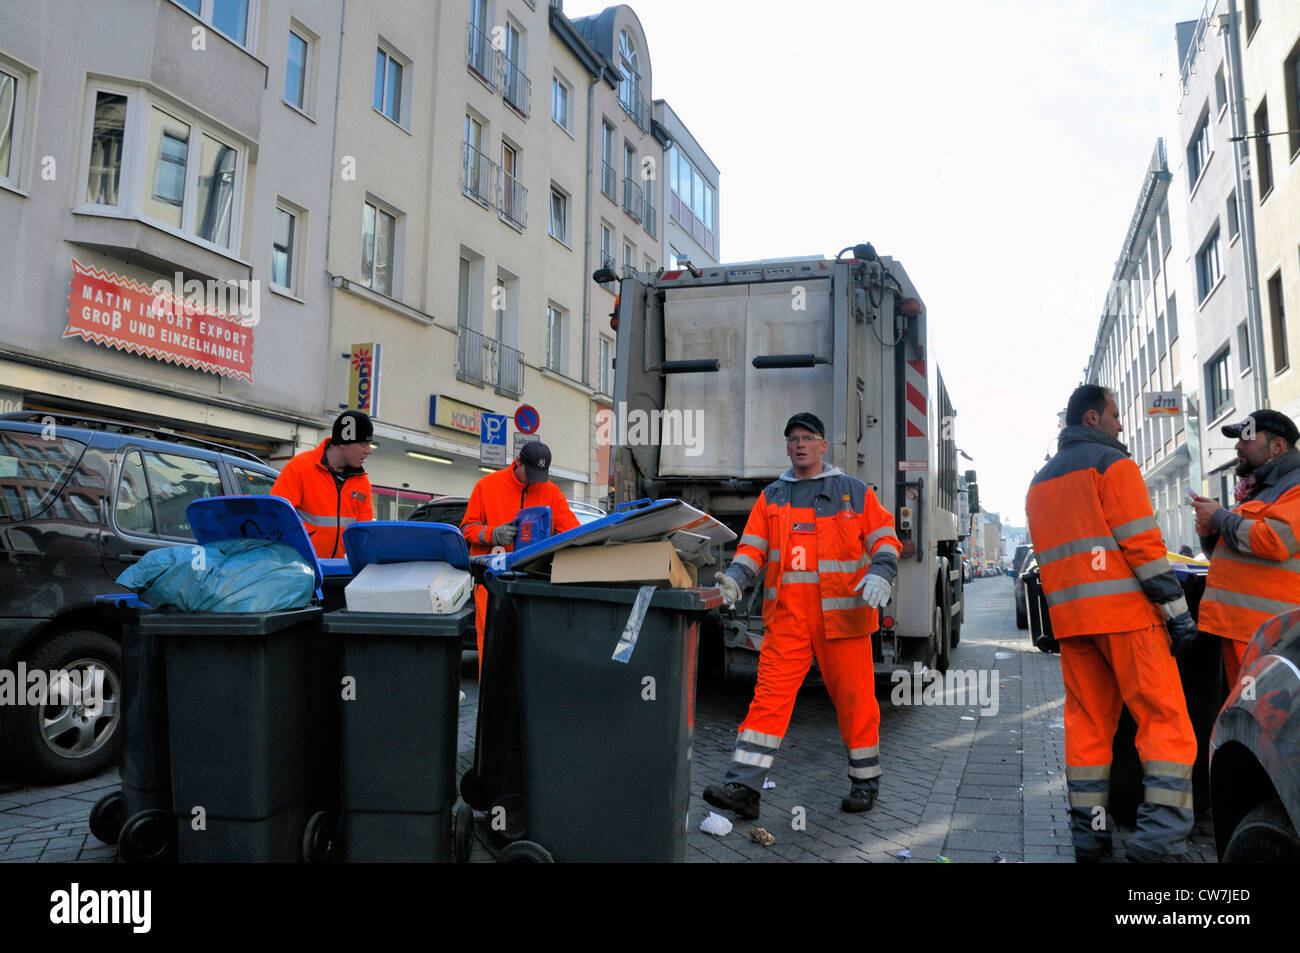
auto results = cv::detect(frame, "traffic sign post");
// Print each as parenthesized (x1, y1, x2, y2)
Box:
(481, 413, 507, 467)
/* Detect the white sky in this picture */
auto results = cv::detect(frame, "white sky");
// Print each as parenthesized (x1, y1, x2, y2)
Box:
(567, 0, 1201, 525)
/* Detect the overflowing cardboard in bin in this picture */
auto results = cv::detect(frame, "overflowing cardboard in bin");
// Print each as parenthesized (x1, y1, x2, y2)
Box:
(549, 540, 693, 588)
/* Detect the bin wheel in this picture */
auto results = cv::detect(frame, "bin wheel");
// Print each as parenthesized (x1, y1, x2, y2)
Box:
(487, 794, 528, 843)
(88, 791, 127, 846)
(302, 811, 335, 864)
(453, 802, 474, 863)
(459, 770, 482, 809)
(499, 840, 554, 863)
(119, 809, 174, 863)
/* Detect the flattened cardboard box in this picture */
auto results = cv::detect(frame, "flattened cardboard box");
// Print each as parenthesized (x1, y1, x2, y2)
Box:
(550, 540, 692, 588)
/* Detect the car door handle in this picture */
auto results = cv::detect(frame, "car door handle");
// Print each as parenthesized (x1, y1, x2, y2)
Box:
(117, 552, 145, 564)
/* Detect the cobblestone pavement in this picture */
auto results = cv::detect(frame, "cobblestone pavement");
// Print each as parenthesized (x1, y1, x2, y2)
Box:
(0, 578, 1217, 863)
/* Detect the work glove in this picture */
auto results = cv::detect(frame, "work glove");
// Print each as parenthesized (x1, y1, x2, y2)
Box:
(1166, 612, 1198, 657)
(854, 573, 892, 609)
(491, 523, 518, 546)
(714, 572, 742, 609)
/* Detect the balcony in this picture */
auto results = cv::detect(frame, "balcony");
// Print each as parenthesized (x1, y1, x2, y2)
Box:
(501, 56, 531, 117)
(456, 325, 525, 398)
(600, 161, 616, 201)
(499, 168, 527, 229)
(462, 143, 499, 208)
(623, 178, 643, 223)
(618, 82, 649, 132)
(466, 22, 496, 89)
(644, 194, 657, 239)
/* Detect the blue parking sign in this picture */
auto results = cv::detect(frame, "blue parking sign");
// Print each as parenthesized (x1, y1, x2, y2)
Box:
(480, 413, 507, 467)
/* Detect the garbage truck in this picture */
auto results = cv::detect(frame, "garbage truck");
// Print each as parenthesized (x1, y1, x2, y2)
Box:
(605, 242, 966, 680)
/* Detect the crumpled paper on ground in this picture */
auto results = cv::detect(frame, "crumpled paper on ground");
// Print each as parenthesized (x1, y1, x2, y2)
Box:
(699, 812, 733, 836)
(747, 827, 775, 846)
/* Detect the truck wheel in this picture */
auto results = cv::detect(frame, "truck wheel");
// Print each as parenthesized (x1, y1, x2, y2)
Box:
(1, 630, 122, 782)
(933, 584, 951, 673)
(950, 579, 962, 647)
(1222, 800, 1300, 862)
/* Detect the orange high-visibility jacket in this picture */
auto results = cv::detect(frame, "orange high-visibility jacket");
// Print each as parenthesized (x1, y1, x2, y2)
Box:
(1199, 450, 1300, 643)
(1025, 426, 1186, 638)
(271, 439, 373, 559)
(460, 462, 580, 558)
(729, 465, 900, 640)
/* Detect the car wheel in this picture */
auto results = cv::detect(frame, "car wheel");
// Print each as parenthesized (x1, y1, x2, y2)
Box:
(1222, 800, 1300, 862)
(1, 630, 122, 782)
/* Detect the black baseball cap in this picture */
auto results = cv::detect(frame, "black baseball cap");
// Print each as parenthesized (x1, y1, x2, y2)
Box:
(784, 412, 825, 439)
(517, 441, 552, 483)
(1222, 409, 1299, 445)
(332, 410, 374, 445)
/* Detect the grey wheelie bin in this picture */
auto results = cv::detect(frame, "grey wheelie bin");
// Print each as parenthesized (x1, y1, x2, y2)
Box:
(319, 521, 475, 863)
(143, 496, 331, 862)
(88, 593, 174, 862)
(486, 573, 720, 863)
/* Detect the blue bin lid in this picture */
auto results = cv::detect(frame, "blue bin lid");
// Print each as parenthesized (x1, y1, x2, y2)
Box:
(342, 521, 470, 574)
(187, 496, 322, 588)
(319, 558, 352, 578)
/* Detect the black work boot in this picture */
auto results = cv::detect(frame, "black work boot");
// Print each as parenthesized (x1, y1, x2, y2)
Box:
(703, 782, 760, 820)
(841, 783, 878, 813)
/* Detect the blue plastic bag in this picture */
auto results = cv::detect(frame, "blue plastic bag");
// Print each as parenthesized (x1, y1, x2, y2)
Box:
(116, 539, 316, 612)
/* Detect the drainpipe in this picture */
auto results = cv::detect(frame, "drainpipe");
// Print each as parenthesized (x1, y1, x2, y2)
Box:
(582, 74, 596, 388)
(1223, 1, 1268, 410)
(319, 0, 348, 439)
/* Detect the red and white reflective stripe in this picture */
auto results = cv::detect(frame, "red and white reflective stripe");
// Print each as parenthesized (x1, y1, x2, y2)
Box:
(905, 358, 927, 438)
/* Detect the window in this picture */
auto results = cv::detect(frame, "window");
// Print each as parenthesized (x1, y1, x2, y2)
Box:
(601, 122, 616, 200)
(1286, 36, 1300, 158)
(1195, 226, 1221, 302)
(86, 91, 127, 206)
(623, 239, 635, 277)
(669, 244, 682, 269)
(0, 63, 30, 189)
(116, 450, 223, 539)
(551, 74, 571, 131)
(1168, 294, 1179, 342)
(1244, 0, 1259, 40)
(598, 336, 614, 395)
(173, 0, 252, 49)
(232, 465, 275, 496)
(361, 199, 397, 296)
(1205, 347, 1233, 420)
(599, 222, 613, 267)
(1158, 201, 1171, 253)
(499, 141, 525, 228)
(466, 0, 493, 86)
(644, 255, 655, 275)
(83, 87, 244, 250)
(1187, 110, 1211, 187)
(618, 30, 641, 124)
(271, 204, 298, 293)
(1215, 64, 1227, 113)
(1254, 99, 1272, 199)
(1226, 190, 1239, 241)
(548, 185, 569, 244)
(1238, 321, 1252, 373)
(285, 29, 309, 111)
(373, 44, 407, 126)
(502, 21, 529, 117)
(0, 432, 85, 524)
(546, 304, 566, 373)
(1267, 272, 1289, 373)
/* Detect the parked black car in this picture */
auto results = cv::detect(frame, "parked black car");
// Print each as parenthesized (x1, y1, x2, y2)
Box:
(1211, 607, 1300, 861)
(1014, 547, 1034, 629)
(0, 413, 278, 781)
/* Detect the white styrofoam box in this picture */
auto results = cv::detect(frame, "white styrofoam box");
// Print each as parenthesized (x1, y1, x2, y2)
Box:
(344, 561, 473, 614)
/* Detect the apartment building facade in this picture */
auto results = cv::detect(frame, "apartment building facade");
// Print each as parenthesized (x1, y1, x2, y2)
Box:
(654, 98, 719, 271)
(0, 0, 343, 456)
(1085, 140, 1201, 554)
(1238, 0, 1300, 422)
(1175, 7, 1263, 504)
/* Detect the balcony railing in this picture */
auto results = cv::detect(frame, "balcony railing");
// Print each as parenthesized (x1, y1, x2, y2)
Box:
(462, 143, 499, 207)
(466, 22, 496, 88)
(499, 168, 527, 228)
(643, 193, 657, 239)
(456, 324, 525, 398)
(600, 161, 616, 200)
(622, 262, 638, 279)
(501, 56, 531, 117)
(618, 82, 649, 132)
(623, 178, 643, 223)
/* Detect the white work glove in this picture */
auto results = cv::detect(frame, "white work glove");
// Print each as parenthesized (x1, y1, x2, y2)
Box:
(854, 573, 892, 609)
(714, 572, 742, 608)
(491, 523, 518, 546)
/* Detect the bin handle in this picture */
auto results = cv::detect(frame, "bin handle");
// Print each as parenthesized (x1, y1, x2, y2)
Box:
(615, 498, 656, 514)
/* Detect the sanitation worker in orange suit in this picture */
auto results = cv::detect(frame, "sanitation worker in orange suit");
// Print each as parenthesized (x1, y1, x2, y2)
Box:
(1192, 409, 1300, 689)
(703, 412, 900, 819)
(460, 441, 579, 671)
(1026, 383, 1198, 863)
